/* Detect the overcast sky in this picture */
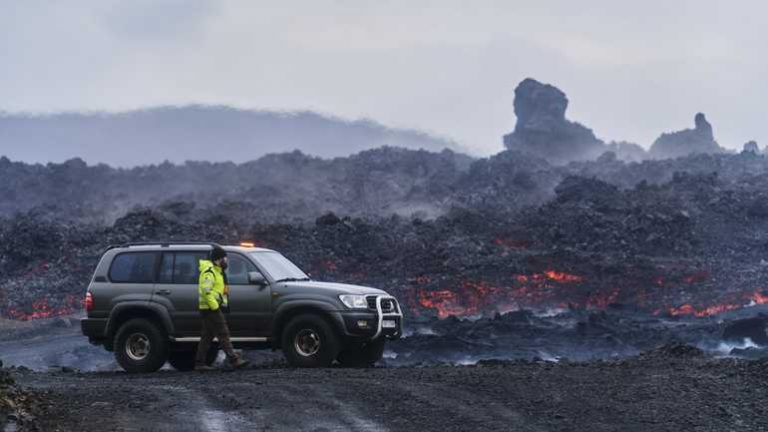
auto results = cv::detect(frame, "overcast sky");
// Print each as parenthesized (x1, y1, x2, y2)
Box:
(1, 0, 765, 157)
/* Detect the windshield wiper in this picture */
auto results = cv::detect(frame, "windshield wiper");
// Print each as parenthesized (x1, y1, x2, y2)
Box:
(274, 277, 311, 283)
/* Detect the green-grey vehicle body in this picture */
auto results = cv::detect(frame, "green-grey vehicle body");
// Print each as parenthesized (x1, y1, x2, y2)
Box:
(81, 242, 403, 370)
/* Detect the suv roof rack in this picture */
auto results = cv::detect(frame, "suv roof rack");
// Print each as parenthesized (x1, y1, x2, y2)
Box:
(103, 241, 222, 252)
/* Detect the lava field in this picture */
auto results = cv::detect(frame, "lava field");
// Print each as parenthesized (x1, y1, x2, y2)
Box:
(4, 78, 768, 365)
(4, 150, 768, 367)
(5, 155, 768, 323)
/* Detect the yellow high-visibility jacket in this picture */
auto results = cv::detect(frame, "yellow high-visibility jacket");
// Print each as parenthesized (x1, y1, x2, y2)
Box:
(198, 259, 229, 311)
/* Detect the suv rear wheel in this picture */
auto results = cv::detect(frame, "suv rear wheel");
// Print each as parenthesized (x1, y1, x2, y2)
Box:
(337, 340, 386, 367)
(168, 346, 218, 371)
(114, 318, 169, 373)
(281, 314, 340, 367)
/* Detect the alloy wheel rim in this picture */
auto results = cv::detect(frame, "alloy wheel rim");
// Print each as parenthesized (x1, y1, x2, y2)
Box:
(294, 329, 321, 357)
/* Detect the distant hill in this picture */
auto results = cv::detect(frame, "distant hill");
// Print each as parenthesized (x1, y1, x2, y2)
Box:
(0, 106, 459, 166)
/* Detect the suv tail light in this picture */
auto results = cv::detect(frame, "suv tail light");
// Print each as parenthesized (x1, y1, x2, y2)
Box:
(85, 292, 94, 312)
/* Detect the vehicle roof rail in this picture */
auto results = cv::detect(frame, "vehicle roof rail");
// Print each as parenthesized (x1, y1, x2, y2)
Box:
(103, 241, 222, 251)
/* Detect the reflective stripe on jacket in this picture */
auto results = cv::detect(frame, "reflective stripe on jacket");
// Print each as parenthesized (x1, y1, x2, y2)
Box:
(198, 259, 228, 310)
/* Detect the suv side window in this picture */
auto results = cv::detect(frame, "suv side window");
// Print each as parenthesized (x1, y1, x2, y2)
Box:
(157, 252, 208, 284)
(226, 254, 259, 285)
(174, 252, 208, 284)
(109, 252, 158, 283)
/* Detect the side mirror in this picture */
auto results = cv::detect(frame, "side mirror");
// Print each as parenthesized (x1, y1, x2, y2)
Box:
(248, 271, 268, 286)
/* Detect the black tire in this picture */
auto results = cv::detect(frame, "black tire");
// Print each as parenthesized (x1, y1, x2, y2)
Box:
(167, 347, 218, 371)
(337, 340, 386, 367)
(281, 314, 340, 368)
(114, 318, 169, 373)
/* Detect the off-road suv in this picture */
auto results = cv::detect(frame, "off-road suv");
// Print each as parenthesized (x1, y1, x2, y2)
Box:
(81, 242, 402, 372)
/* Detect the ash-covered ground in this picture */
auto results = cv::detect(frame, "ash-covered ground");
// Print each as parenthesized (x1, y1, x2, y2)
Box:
(4, 345, 768, 432)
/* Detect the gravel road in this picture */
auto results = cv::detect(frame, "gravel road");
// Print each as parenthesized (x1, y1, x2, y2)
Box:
(9, 347, 768, 432)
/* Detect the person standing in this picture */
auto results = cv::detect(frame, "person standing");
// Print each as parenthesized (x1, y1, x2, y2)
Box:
(195, 245, 250, 371)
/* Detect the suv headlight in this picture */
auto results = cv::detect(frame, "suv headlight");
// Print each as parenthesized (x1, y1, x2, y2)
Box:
(339, 294, 368, 309)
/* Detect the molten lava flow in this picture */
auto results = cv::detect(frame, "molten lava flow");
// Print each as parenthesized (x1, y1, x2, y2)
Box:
(514, 270, 582, 284)
(749, 291, 768, 305)
(417, 269, 586, 318)
(667, 303, 741, 318)
(662, 289, 768, 318)
(417, 289, 468, 319)
(543, 271, 583, 283)
(417, 281, 508, 318)
(414, 261, 768, 320)
(6, 295, 82, 321)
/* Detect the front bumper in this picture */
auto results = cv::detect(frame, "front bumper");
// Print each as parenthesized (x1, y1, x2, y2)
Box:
(333, 295, 403, 341)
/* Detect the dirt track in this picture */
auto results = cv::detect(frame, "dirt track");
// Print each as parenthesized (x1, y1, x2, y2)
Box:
(10, 348, 768, 432)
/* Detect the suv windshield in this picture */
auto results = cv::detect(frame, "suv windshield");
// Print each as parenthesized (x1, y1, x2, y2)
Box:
(250, 251, 309, 282)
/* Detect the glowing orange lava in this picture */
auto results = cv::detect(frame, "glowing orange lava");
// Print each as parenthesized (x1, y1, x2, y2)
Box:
(417, 270, 585, 318)
(543, 271, 583, 283)
(750, 291, 768, 305)
(662, 289, 768, 317)
(7, 295, 82, 321)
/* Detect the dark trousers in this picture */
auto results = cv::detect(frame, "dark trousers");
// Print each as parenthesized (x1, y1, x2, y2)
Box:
(196, 309, 237, 365)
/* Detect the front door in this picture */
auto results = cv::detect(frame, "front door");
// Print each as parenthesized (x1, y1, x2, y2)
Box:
(226, 253, 272, 337)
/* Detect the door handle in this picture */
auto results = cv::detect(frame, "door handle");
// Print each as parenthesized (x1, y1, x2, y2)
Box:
(155, 289, 172, 296)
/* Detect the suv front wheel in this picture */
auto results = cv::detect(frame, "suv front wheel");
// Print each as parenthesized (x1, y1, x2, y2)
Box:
(281, 314, 340, 367)
(114, 318, 169, 373)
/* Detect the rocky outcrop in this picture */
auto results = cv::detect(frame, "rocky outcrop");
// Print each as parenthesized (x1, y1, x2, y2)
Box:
(743, 141, 759, 154)
(649, 113, 725, 159)
(503, 78, 608, 164)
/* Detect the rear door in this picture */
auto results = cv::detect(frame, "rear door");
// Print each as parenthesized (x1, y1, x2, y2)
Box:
(153, 251, 208, 337)
(226, 253, 272, 337)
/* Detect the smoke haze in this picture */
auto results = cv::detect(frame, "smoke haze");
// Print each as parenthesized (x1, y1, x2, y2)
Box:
(0, 107, 458, 166)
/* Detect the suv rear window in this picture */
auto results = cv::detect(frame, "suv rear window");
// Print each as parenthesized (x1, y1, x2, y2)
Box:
(109, 252, 158, 283)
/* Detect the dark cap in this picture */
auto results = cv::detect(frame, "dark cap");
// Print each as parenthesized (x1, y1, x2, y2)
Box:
(209, 246, 227, 262)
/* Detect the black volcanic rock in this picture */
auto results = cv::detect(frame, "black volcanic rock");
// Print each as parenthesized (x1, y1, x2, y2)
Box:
(723, 317, 768, 345)
(503, 78, 609, 164)
(649, 113, 725, 159)
(316, 212, 341, 226)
